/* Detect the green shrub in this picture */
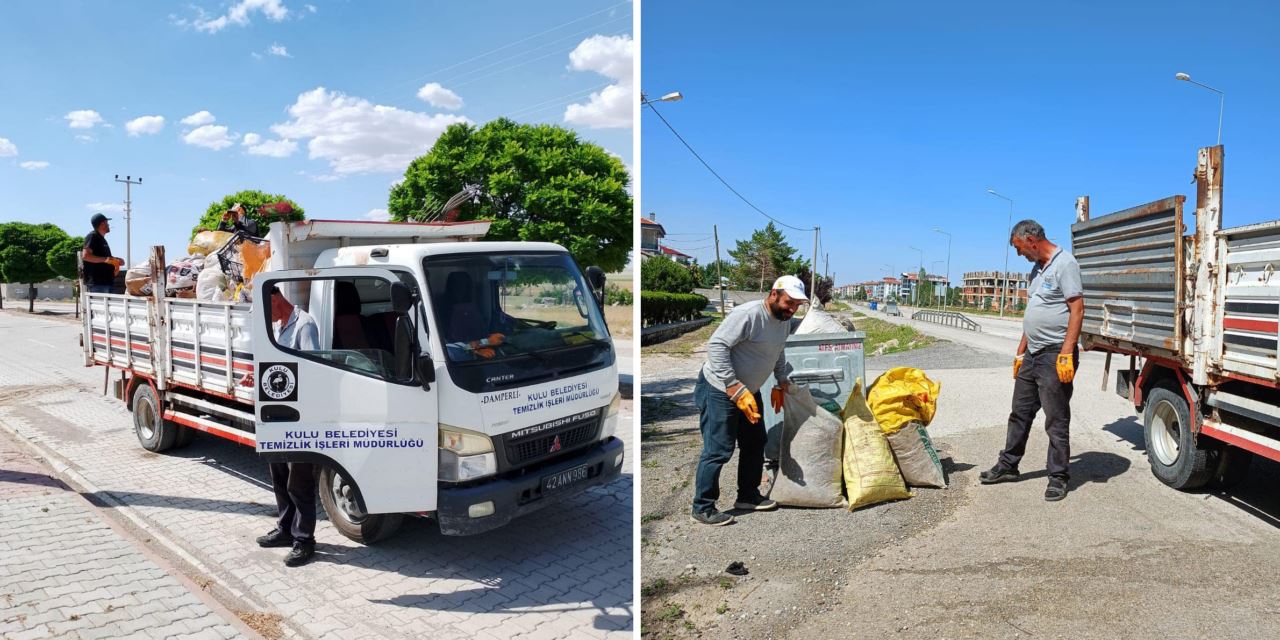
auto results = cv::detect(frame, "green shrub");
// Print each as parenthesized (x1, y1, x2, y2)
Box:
(641, 291, 708, 327)
(605, 284, 633, 306)
(640, 257, 696, 293)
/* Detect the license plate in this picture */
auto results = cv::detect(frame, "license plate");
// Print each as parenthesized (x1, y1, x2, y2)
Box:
(542, 464, 590, 493)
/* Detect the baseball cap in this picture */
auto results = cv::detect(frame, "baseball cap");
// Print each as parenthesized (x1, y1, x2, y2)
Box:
(772, 275, 807, 301)
(90, 213, 111, 227)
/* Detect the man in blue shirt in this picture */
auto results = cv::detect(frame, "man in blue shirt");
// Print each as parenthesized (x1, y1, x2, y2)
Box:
(980, 219, 1085, 502)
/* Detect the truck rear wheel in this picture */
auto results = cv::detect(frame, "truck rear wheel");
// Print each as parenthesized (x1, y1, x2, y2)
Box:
(318, 466, 402, 544)
(1143, 385, 1213, 489)
(132, 384, 179, 452)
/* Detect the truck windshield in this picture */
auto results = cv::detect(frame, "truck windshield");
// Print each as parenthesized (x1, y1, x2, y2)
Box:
(424, 252, 612, 390)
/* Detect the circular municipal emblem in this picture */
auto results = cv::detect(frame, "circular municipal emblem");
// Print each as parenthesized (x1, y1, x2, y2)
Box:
(261, 364, 296, 401)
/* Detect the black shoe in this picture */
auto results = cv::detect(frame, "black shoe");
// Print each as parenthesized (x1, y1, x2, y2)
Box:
(284, 543, 315, 567)
(979, 464, 1020, 485)
(256, 528, 294, 548)
(733, 496, 778, 511)
(689, 510, 735, 526)
(1045, 478, 1068, 502)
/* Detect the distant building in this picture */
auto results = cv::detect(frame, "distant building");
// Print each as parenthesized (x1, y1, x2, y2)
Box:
(899, 272, 951, 304)
(658, 244, 693, 266)
(962, 271, 1029, 310)
(640, 215, 665, 259)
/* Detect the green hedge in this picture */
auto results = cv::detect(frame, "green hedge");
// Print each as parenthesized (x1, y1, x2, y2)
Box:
(641, 291, 708, 327)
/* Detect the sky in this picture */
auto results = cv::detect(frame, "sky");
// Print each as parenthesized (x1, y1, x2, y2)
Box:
(641, 0, 1280, 287)
(0, 0, 633, 264)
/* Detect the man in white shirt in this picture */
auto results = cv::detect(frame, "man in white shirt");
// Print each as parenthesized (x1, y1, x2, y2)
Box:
(256, 284, 321, 567)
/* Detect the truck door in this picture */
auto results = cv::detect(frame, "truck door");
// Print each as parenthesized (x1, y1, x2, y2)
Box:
(251, 268, 438, 514)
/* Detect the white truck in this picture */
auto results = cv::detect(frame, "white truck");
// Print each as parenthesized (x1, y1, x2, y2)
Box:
(83, 219, 624, 542)
(1073, 145, 1279, 489)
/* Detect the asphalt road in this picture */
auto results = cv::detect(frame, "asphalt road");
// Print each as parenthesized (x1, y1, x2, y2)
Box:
(641, 303, 1280, 639)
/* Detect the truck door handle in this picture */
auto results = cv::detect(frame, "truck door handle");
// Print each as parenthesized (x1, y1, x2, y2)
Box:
(260, 405, 300, 422)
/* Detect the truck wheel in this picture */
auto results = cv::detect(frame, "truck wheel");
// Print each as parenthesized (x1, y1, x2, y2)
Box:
(318, 466, 402, 544)
(1143, 385, 1213, 489)
(132, 384, 178, 452)
(1209, 446, 1253, 489)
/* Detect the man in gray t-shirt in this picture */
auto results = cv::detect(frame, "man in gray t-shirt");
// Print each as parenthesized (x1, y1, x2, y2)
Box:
(690, 275, 805, 525)
(979, 219, 1085, 502)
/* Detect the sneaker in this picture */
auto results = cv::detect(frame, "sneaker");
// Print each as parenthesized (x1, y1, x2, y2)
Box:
(733, 496, 779, 511)
(689, 510, 736, 526)
(283, 542, 316, 567)
(978, 464, 1020, 485)
(256, 528, 294, 548)
(1044, 478, 1068, 502)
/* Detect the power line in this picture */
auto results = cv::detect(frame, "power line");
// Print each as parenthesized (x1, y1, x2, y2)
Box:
(644, 101, 815, 232)
(441, 18, 629, 87)
(502, 83, 611, 119)
(451, 29, 629, 89)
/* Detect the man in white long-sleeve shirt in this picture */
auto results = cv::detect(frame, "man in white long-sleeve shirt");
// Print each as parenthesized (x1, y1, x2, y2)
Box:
(691, 275, 806, 526)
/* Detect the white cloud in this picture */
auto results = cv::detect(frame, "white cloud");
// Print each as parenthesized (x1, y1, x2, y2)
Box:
(75, 134, 96, 143)
(270, 87, 470, 176)
(0, 137, 16, 156)
(306, 4, 317, 13)
(363, 208, 390, 222)
(181, 110, 216, 126)
(20, 161, 49, 170)
(242, 132, 262, 146)
(186, 0, 289, 34)
(416, 82, 463, 110)
(246, 138, 298, 158)
(251, 52, 263, 60)
(86, 202, 126, 213)
(563, 35, 633, 129)
(65, 110, 104, 129)
(268, 43, 290, 57)
(125, 115, 166, 136)
(183, 124, 236, 150)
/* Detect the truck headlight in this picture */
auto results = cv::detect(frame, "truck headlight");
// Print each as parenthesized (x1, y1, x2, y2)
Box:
(439, 425, 497, 482)
(600, 392, 621, 440)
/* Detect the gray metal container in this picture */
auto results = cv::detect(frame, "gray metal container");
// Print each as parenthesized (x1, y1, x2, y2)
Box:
(762, 331, 866, 461)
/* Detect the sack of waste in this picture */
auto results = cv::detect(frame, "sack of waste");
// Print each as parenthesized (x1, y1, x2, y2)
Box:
(124, 262, 152, 296)
(796, 307, 847, 335)
(841, 380, 911, 510)
(867, 367, 941, 434)
(196, 261, 233, 302)
(164, 256, 204, 296)
(188, 230, 234, 257)
(886, 422, 947, 488)
(770, 385, 846, 508)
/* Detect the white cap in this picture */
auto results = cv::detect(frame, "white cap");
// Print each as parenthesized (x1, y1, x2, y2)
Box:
(771, 275, 807, 301)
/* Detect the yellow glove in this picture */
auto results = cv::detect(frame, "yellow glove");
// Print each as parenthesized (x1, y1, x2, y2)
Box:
(770, 387, 785, 413)
(732, 389, 761, 424)
(1056, 353, 1075, 383)
(1013, 356, 1023, 379)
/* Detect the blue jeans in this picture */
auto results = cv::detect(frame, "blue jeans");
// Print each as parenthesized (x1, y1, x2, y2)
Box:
(692, 372, 766, 514)
(88, 284, 113, 294)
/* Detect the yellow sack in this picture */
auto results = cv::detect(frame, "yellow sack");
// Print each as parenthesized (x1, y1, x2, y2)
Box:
(188, 230, 234, 257)
(841, 380, 911, 510)
(867, 367, 941, 434)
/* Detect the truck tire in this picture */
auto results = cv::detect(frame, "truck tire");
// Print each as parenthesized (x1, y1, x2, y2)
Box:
(318, 466, 402, 544)
(1209, 446, 1253, 489)
(1143, 385, 1213, 489)
(132, 384, 178, 453)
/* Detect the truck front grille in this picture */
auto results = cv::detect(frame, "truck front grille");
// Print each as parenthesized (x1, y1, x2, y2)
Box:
(504, 417, 602, 467)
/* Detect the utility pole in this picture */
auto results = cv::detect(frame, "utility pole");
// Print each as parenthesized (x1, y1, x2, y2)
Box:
(811, 227, 819, 303)
(713, 225, 726, 318)
(114, 175, 142, 267)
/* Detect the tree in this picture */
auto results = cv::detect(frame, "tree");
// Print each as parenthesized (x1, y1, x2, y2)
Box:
(794, 263, 834, 305)
(698, 258, 734, 288)
(191, 190, 305, 238)
(46, 236, 83, 316)
(0, 222, 70, 312)
(388, 118, 632, 272)
(640, 256, 696, 294)
(727, 222, 799, 291)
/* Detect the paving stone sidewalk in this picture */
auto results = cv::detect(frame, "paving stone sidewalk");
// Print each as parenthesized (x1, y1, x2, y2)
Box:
(0, 429, 250, 640)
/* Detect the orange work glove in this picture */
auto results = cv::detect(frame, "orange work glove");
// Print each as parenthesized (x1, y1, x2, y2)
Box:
(486, 333, 505, 346)
(1013, 355, 1024, 379)
(474, 347, 496, 359)
(1056, 353, 1075, 383)
(770, 387, 785, 413)
(729, 386, 761, 424)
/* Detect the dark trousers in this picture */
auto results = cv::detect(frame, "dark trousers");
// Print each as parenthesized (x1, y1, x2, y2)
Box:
(269, 462, 316, 544)
(87, 284, 113, 294)
(692, 373, 766, 514)
(999, 344, 1079, 481)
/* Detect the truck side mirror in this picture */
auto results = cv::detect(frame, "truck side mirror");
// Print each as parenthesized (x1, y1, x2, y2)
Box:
(415, 354, 436, 391)
(585, 266, 606, 306)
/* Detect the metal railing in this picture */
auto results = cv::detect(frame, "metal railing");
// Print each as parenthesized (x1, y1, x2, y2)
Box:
(911, 310, 982, 332)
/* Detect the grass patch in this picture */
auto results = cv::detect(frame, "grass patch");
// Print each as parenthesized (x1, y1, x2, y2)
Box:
(641, 458, 660, 468)
(656, 602, 685, 622)
(716, 603, 729, 614)
(640, 512, 666, 524)
(641, 578, 671, 599)
(642, 316, 721, 355)
(718, 577, 734, 589)
(856, 316, 936, 355)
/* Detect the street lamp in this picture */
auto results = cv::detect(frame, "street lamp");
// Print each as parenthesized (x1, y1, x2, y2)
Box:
(907, 245, 923, 306)
(1175, 72, 1224, 146)
(933, 227, 952, 312)
(641, 91, 684, 106)
(986, 188, 1014, 318)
